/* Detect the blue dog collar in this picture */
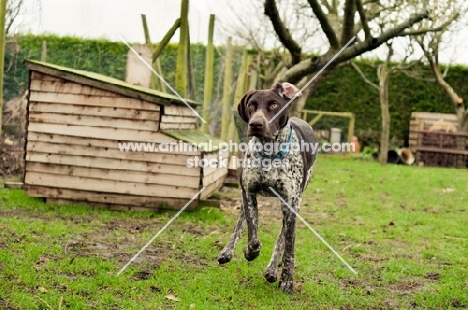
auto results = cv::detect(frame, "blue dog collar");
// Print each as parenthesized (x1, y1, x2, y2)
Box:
(255, 124, 293, 159)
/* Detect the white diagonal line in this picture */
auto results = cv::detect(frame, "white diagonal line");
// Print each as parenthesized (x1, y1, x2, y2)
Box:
(269, 36, 357, 124)
(116, 187, 206, 275)
(268, 187, 358, 275)
(118, 35, 207, 123)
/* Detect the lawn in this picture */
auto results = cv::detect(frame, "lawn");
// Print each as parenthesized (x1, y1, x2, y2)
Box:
(0, 156, 467, 309)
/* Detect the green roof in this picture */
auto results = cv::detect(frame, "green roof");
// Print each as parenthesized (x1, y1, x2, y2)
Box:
(24, 59, 199, 106)
(163, 130, 227, 153)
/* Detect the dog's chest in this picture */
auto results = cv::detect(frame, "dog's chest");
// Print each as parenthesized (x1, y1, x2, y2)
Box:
(241, 137, 304, 198)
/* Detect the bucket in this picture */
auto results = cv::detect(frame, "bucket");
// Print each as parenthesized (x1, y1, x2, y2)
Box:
(387, 150, 400, 164)
(330, 128, 342, 144)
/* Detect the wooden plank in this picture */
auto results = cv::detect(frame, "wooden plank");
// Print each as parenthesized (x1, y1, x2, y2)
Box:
(26, 140, 194, 166)
(161, 115, 197, 124)
(24, 171, 199, 199)
(29, 123, 161, 142)
(202, 150, 229, 176)
(26, 63, 199, 107)
(25, 153, 200, 177)
(200, 175, 226, 200)
(415, 146, 468, 155)
(202, 167, 228, 186)
(29, 102, 160, 120)
(4, 182, 24, 189)
(32, 71, 60, 81)
(411, 112, 458, 121)
(164, 105, 197, 116)
(27, 132, 201, 156)
(26, 162, 200, 188)
(29, 112, 160, 132)
(30, 79, 119, 98)
(29, 91, 160, 111)
(159, 122, 196, 130)
(27, 186, 199, 210)
(412, 130, 468, 137)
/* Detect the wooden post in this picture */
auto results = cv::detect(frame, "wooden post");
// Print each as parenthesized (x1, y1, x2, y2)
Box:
(41, 41, 47, 62)
(151, 18, 181, 62)
(201, 14, 215, 133)
(0, 0, 7, 137)
(141, 14, 169, 92)
(347, 113, 355, 144)
(175, 0, 189, 97)
(220, 37, 233, 140)
(230, 48, 249, 143)
(186, 23, 195, 100)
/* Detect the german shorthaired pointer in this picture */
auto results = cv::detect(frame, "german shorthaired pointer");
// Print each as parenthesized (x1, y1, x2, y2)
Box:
(218, 82, 318, 293)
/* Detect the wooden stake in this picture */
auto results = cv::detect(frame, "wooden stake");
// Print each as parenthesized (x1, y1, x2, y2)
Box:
(201, 14, 215, 133)
(220, 37, 233, 140)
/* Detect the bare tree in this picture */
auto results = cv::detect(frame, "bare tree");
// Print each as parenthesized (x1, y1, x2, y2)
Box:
(352, 42, 418, 164)
(413, 0, 468, 132)
(261, 0, 459, 114)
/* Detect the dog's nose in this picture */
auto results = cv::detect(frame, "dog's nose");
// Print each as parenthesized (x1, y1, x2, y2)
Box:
(249, 119, 264, 130)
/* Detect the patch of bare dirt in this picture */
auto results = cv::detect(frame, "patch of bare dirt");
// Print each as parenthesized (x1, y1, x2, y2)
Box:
(389, 280, 424, 295)
(0, 298, 19, 310)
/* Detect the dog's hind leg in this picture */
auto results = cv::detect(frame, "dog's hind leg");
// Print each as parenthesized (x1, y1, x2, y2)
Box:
(218, 207, 245, 264)
(264, 224, 285, 283)
(243, 191, 261, 261)
(278, 197, 300, 293)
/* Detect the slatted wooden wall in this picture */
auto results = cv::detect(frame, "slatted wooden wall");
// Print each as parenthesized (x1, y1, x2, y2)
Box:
(25, 72, 203, 210)
(408, 112, 458, 153)
(160, 105, 197, 130)
(200, 149, 228, 200)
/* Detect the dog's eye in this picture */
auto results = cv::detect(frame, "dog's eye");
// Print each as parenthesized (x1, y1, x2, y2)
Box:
(247, 103, 255, 110)
(270, 103, 279, 109)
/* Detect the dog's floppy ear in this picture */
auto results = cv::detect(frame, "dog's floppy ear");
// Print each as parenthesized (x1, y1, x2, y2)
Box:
(237, 90, 256, 123)
(273, 82, 302, 100)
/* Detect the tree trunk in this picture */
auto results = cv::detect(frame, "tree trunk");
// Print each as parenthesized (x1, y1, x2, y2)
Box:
(290, 66, 339, 118)
(0, 0, 7, 137)
(427, 56, 467, 167)
(427, 57, 468, 134)
(379, 66, 390, 165)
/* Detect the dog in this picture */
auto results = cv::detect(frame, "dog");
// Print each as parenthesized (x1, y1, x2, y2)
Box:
(218, 82, 318, 293)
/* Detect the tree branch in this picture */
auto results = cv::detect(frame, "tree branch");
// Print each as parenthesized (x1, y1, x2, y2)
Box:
(322, 0, 334, 14)
(306, 0, 340, 49)
(355, 0, 371, 39)
(351, 61, 379, 90)
(341, 0, 356, 45)
(281, 12, 429, 83)
(264, 0, 302, 65)
(397, 27, 444, 37)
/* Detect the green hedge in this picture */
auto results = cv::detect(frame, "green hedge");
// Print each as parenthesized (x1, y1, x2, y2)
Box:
(308, 62, 467, 147)
(3, 34, 467, 146)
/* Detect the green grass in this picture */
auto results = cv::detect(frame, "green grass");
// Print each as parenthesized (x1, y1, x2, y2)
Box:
(1, 156, 467, 309)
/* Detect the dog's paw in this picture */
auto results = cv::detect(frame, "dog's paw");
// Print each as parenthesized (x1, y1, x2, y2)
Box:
(278, 279, 294, 293)
(243, 239, 261, 261)
(264, 268, 278, 283)
(217, 249, 234, 265)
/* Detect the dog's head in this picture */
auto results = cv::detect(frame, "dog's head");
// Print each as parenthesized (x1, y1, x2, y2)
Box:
(237, 82, 302, 139)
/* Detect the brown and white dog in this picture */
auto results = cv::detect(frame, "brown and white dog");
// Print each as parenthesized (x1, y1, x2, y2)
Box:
(218, 82, 318, 292)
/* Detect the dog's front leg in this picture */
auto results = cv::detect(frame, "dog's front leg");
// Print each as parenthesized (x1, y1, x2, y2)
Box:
(218, 207, 245, 264)
(278, 197, 300, 293)
(264, 224, 285, 283)
(242, 190, 261, 261)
